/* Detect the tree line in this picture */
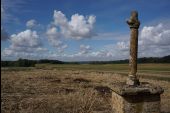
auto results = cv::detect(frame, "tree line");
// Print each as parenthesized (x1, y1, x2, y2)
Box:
(1, 59, 64, 67)
(88, 55, 170, 64)
(1, 55, 170, 67)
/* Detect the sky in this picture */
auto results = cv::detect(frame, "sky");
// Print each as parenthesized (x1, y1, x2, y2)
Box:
(1, 0, 170, 61)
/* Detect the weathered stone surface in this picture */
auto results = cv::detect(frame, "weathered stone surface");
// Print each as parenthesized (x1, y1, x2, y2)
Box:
(126, 11, 140, 86)
(110, 82, 164, 113)
(112, 91, 161, 113)
(126, 76, 140, 86)
(126, 11, 140, 29)
(110, 82, 164, 96)
(110, 11, 164, 113)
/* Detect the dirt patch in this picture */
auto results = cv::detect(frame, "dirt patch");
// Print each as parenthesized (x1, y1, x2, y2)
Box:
(28, 77, 33, 80)
(50, 79, 61, 83)
(65, 77, 71, 80)
(94, 86, 111, 95)
(39, 76, 54, 80)
(73, 78, 91, 83)
(63, 88, 76, 94)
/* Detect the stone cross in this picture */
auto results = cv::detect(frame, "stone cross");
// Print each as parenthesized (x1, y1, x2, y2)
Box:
(110, 11, 164, 113)
(126, 11, 140, 86)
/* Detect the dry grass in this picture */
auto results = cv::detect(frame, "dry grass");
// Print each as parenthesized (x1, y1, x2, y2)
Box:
(1, 66, 170, 113)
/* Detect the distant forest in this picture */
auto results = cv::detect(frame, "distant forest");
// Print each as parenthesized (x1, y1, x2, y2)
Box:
(1, 55, 170, 67)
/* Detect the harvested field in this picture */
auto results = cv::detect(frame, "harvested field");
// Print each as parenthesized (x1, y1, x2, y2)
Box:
(1, 64, 170, 113)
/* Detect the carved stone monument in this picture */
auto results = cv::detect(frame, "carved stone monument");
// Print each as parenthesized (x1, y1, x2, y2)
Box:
(126, 11, 140, 86)
(110, 11, 164, 113)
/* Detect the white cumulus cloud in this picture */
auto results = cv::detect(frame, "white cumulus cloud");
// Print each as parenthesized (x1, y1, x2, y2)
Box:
(26, 19, 37, 28)
(140, 23, 170, 46)
(2, 29, 47, 59)
(46, 27, 61, 44)
(53, 10, 96, 40)
(46, 26, 68, 52)
(55, 23, 170, 61)
(45, 10, 96, 54)
(139, 23, 170, 57)
(10, 29, 41, 47)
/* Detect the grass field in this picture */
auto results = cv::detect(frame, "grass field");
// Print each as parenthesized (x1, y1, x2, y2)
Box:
(35, 63, 170, 81)
(36, 63, 170, 73)
(1, 64, 170, 113)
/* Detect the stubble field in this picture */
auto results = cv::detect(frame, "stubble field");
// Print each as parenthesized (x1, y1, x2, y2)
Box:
(1, 64, 170, 113)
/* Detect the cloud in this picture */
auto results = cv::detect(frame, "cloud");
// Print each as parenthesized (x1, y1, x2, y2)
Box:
(2, 29, 47, 59)
(85, 23, 170, 60)
(139, 23, 170, 57)
(10, 29, 41, 48)
(26, 19, 37, 28)
(46, 10, 96, 53)
(65, 45, 92, 59)
(57, 41, 129, 61)
(89, 23, 170, 60)
(2, 8, 170, 62)
(140, 24, 170, 46)
(58, 44, 68, 53)
(88, 41, 129, 60)
(53, 10, 96, 40)
(116, 41, 129, 51)
(50, 23, 170, 61)
(46, 26, 68, 53)
(1, 27, 9, 41)
(46, 26, 68, 52)
(46, 27, 61, 46)
(26, 19, 44, 29)
(79, 45, 91, 54)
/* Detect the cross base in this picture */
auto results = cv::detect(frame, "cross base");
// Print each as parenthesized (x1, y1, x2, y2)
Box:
(126, 75, 140, 86)
(109, 82, 164, 113)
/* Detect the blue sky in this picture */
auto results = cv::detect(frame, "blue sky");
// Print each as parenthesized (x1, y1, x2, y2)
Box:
(1, 0, 170, 61)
